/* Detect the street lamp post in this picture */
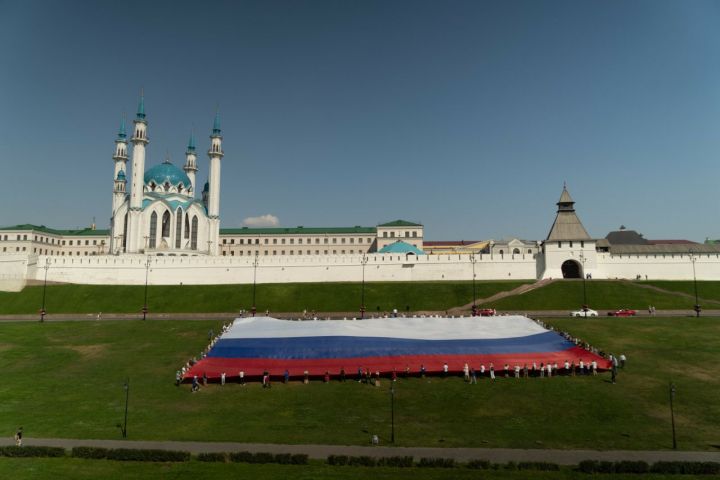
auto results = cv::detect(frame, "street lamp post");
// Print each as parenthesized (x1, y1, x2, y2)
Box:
(119, 378, 129, 438)
(470, 253, 477, 316)
(40, 257, 50, 322)
(690, 251, 700, 317)
(142, 256, 151, 320)
(360, 254, 368, 318)
(580, 253, 588, 315)
(669, 382, 677, 449)
(390, 382, 395, 443)
(251, 252, 259, 317)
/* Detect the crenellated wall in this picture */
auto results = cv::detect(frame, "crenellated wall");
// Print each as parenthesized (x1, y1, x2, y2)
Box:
(23, 253, 538, 286)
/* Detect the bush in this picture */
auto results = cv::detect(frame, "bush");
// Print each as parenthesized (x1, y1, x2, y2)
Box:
(71, 446, 110, 459)
(328, 455, 349, 466)
(347, 456, 377, 467)
(251, 452, 275, 464)
(650, 461, 720, 475)
(377, 456, 413, 468)
(0, 446, 65, 458)
(578, 460, 597, 473)
(467, 459, 491, 469)
(418, 457, 454, 468)
(518, 461, 560, 471)
(229, 451, 254, 463)
(614, 460, 649, 474)
(291, 454, 309, 465)
(197, 452, 227, 462)
(106, 448, 190, 462)
(504, 461, 517, 470)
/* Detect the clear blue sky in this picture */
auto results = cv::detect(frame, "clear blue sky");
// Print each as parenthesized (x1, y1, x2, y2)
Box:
(1, 0, 718, 241)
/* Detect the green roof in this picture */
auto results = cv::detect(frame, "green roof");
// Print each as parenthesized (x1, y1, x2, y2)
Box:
(220, 226, 376, 235)
(378, 219, 422, 227)
(0, 224, 109, 236)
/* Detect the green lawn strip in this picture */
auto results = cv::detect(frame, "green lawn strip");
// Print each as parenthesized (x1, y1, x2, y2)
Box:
(0, 318, 717, 451)
(0, 281, 529, 315)
(484, 280, 699, 311)
(644, 281, 720, 304)
(0, 458, 712, 480)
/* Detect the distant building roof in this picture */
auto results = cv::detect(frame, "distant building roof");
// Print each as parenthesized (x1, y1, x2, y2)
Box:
(647, 239, 698, 245)
(220, 226, 376, 235)
(605, 229, 648, 245)
(377, 240, 425, 255)
(610, 244, 720, 255)
(0, 224, 109, 236)
(424, 240, 483, 246)
(377, 220, 422, 227)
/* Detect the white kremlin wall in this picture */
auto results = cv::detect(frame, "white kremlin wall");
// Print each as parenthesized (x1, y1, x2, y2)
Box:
(2, 250, 719, 291)
(595, 252, 720, 280)
(21, 253, 538, 286)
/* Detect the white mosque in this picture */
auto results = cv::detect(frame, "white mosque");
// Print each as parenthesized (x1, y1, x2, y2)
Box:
(110, 93, 222, 256)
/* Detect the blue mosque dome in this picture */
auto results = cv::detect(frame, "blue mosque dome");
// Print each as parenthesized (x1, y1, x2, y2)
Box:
(144, 161, 192, 190)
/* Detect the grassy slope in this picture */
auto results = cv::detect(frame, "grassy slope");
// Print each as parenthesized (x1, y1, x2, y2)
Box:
(645, 281, 720, 303)
(0, 459, 710, 480)
(0, 281, 529, 315)
(0, 318, 718, 451)
(485, 280, 703, 310)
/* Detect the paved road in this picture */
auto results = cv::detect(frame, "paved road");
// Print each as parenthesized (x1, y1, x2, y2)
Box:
(1, 437, 719, 465)
(0, 310, 717, 322)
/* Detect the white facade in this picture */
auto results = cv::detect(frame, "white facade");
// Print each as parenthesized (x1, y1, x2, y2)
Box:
(109, 94, 220, 256)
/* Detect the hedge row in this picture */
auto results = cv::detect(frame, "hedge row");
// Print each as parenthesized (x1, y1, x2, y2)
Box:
(197, 451, 308, 465)
(327, 455, 413, 467)
(71, 446, 190, 462)
(578, 460, 720, 475)
(0, 446, 65, 457)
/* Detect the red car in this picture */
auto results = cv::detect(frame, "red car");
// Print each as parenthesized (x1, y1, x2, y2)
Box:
(478, 308, 497, 317)
(608, 309, 637, 317)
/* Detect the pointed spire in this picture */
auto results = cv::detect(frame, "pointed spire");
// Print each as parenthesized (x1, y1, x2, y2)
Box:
(212, 107, 221, 135)
(558, 184, 575, 207)
(163, 150, 171, 164)
(136, 88, 146, 120)
(117, 114, 127, 139)
(187, 131, 196, 152)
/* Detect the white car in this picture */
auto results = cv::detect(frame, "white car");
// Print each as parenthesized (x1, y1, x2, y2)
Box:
(570, 309, 598, 317)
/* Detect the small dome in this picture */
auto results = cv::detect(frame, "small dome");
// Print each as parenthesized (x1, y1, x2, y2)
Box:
(116, 170, 126, 181)
(378, 240, 425, 255)
(144, 162, 192, 190)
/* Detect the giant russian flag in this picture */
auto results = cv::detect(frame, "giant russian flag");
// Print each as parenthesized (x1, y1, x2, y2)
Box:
(184, 316, 610, 380)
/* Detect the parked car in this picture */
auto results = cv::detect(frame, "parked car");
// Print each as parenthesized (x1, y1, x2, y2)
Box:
(608, 309, 637, 317)
(478, 308, 497, 317)
(570, 308, 598, 317)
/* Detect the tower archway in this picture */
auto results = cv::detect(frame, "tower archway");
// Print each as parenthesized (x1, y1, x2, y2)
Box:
(561, 260, 582, 279)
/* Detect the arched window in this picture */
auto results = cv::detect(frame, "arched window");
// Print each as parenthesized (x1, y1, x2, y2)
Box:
(191, 216, 198, 250)
(512, 248, 520, 254)
(161, 210, 171, 237)
(499, 249, 504, 255)
(149, 212, 158, 248)
(164, 182, 170, 192)
(175, 208, 183, 248)
(122, 213, 128, 250)
(184, 213, 190, 239)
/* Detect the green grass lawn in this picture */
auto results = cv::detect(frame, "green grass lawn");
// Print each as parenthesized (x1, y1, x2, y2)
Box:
(0, 458, 711, 480)
(645, 281, 720, 304)
(485, 280, 705, 311)
(0, 317, 717, 451)
(0, 281, 529, 315)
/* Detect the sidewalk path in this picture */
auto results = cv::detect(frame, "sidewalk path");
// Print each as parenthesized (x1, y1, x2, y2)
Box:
(0, 310, 717, 322)
(1, 437, 719, 465)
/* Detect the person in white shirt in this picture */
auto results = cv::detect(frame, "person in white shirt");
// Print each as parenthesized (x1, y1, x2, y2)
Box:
(221, 372, 226, 385)
(489, 363, 495, 380)
(591, 360, 597, 375)
(546, 363, 552, 378)
(442, 362, 449, 378)
(514, 365, 520, 378)
(463, 363, 470, 382)
(238, 370, 245, 386)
